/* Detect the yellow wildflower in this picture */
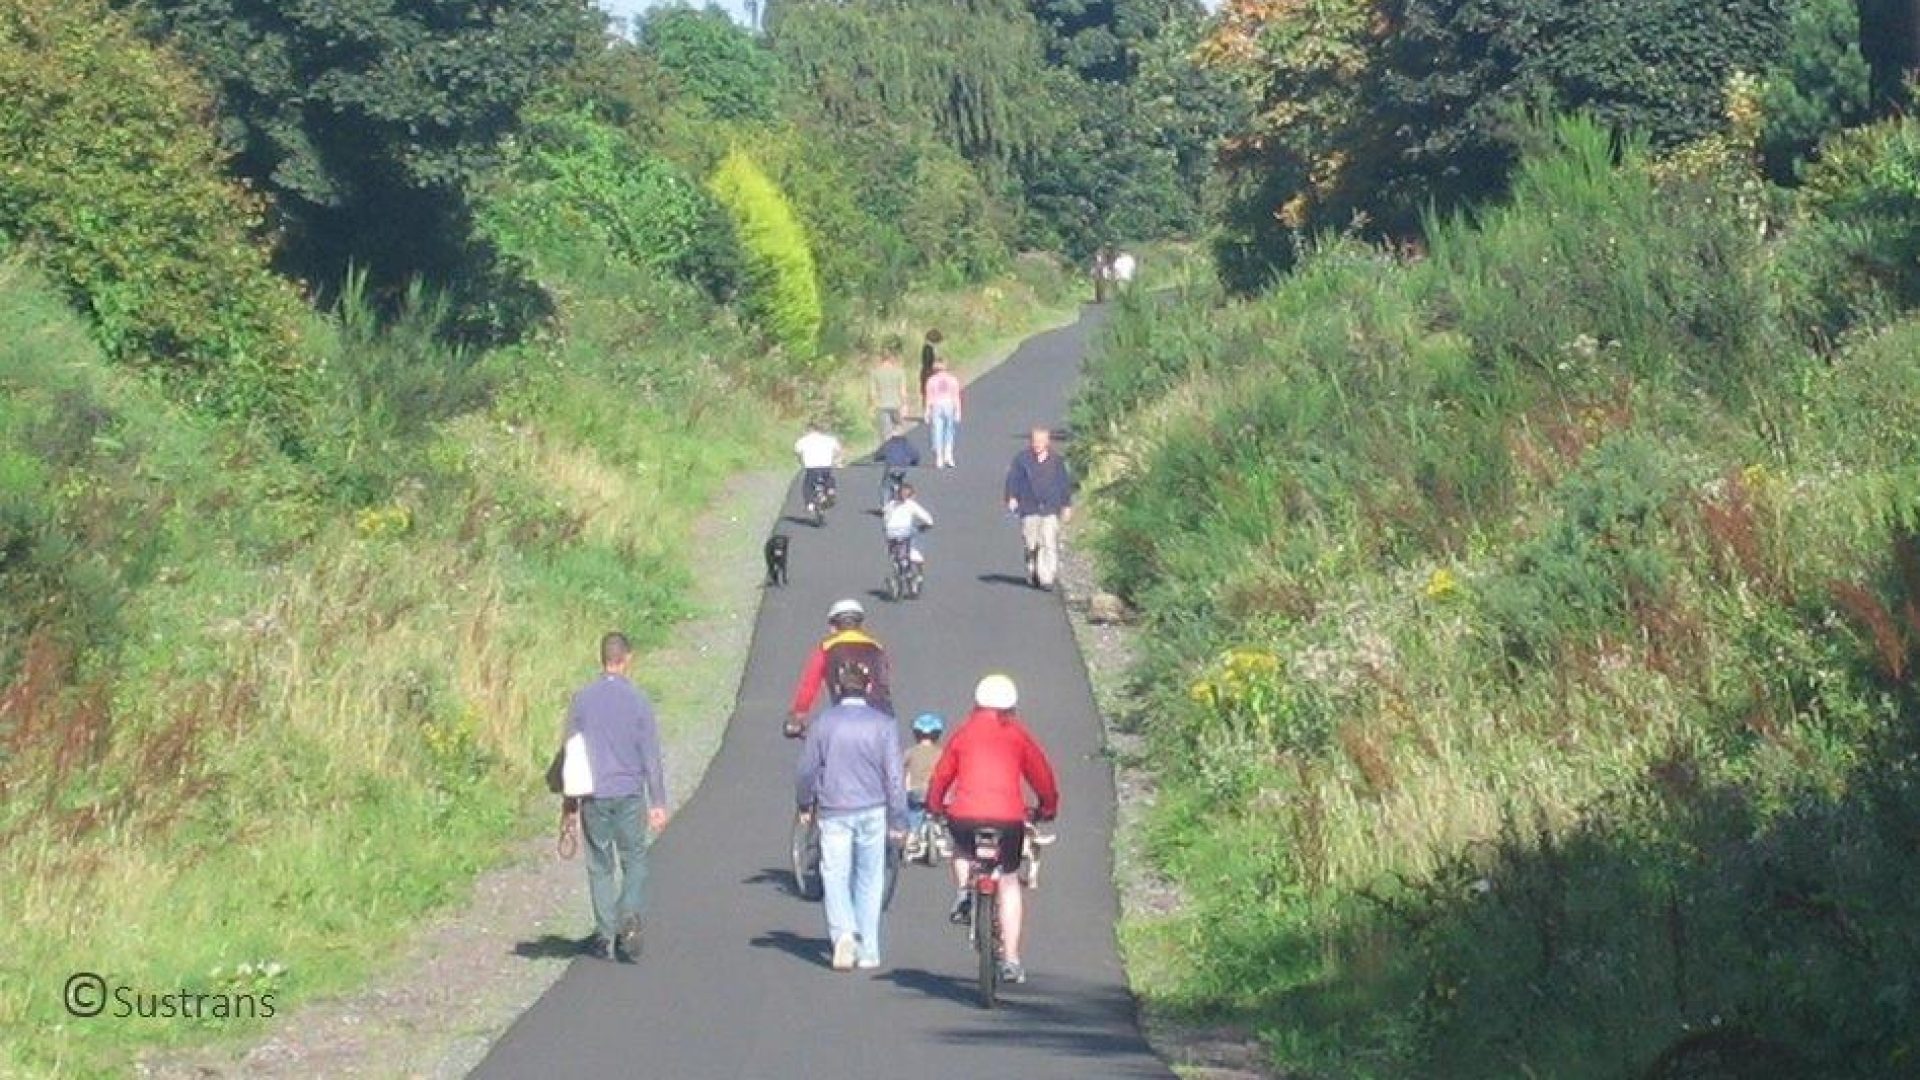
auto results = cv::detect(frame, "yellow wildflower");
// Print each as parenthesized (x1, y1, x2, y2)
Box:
(1424, 567, 1460, 601)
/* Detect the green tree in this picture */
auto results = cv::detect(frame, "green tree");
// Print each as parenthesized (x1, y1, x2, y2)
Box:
(127, 0, 595, 313)
(708, 149, 822, 359)
(1760, 0, 1873, 181)
(0, 0, 310, 429)
(1369, 0, 1793, 226)
(637, 5, 779, 123)
(771, 0, 1063, 169)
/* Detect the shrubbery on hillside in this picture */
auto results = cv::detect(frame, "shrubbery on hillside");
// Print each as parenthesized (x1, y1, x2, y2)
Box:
(1080, 114, 1920, 1075)
(0, 0, 309, 430)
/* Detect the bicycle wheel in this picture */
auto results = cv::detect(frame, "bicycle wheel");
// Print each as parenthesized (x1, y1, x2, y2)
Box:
(790, 815, 822, 901)
(976, 888, 999, 1009)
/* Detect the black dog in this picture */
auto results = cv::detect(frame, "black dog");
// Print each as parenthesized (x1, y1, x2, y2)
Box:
(764, 533, 790, 587)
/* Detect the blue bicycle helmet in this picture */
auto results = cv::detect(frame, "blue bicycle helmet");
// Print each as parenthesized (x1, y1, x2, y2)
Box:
(911, 712, 946, 737)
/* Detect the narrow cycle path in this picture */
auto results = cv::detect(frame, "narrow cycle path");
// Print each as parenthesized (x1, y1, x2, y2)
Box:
(473, 309, 1169, 1079)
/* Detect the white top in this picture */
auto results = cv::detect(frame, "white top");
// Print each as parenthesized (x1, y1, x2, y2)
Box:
(882, 497, 934, 540)
(794, 431, 842, 468)
(1111, 252, 1136, 283)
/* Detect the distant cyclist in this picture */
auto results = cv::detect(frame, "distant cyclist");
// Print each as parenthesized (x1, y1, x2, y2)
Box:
(926, 674, 1059, 984)
(794, 419, 845, 507)
(787, 599, 892, 735)
(882, 481, 934, 572)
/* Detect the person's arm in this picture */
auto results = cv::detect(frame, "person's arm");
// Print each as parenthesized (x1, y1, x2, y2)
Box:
(953, 382, 963, 423)
(1004, 458, 1023, 513)
(925, 730, 958, 814)
(635, 697, 671, 830)
(795, 723, 825, 814)
(883, 722, 908, 834)
(912, 501, 934, 529)
(1022, 730, 1061, 820)
(789, 646, 827, 720)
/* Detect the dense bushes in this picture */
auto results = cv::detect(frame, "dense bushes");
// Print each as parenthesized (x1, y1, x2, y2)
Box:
(0, 0, 309, 430)
(709, 149, 823, 361)
(1081, 114, 1920, 1074)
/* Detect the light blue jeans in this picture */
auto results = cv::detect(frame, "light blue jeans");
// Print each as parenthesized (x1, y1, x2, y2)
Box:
(929, 404, 958, 462)
(817, 805, 888, 965)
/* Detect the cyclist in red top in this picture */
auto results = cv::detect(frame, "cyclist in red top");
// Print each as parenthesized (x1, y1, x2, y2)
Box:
(787, 599, 892, 736)
(925, 673, 1059, 984)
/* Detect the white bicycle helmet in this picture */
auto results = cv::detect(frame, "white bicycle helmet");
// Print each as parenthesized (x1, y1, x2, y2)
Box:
(974, 674, 1018, 711)
(827, 598, 866, 624)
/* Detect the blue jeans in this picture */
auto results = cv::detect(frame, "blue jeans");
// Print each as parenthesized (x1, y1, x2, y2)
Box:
(581, 796, 648, 941)
(929, 405, 958, 461)
(817, 805, 888, 965)
(906, 792, 928, 833)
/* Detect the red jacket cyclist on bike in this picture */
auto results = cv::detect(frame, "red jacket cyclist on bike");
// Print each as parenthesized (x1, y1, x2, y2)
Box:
(925, 673, 1059, 984)
(787, 599, 893, 736)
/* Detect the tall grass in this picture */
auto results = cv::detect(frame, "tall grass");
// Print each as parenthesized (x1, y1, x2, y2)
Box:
(1081, 116, 1920, 1075)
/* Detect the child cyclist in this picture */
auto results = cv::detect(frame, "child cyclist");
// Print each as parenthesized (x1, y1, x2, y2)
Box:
(881, 481, 933, 572)
(902, 713, 945, 861)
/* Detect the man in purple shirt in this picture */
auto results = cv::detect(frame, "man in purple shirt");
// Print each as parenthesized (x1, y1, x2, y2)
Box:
(795, 663, 907, 971)
(566, 632, 669, 962)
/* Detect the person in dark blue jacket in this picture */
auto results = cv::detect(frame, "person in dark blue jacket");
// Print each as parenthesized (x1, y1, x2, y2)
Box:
(872, 422, 920, 507)
(1003, 426, 1075, 589)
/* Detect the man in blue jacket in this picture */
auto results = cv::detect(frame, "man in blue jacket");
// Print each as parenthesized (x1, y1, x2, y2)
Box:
(1004, 426, 1075, 590)
(796, 663, 907, 971)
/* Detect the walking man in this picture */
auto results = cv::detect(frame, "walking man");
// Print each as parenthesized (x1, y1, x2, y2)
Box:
(566, 631, 670, 962)
(795, 663, 907, 971)
(1004, 426, 1075, 591)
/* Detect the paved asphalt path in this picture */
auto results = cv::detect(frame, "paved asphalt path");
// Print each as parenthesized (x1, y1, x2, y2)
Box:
(473, 309, 1171, 1079)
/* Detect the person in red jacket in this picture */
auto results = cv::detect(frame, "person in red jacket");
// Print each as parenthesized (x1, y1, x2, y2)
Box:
(925, 673, 1059, 984)
(786, 599, 892, 736)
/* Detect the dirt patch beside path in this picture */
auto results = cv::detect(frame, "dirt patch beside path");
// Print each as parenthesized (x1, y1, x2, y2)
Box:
(137, 468, 790, 1080)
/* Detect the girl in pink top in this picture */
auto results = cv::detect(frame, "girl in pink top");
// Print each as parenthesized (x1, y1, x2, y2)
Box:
(923, 360, 963, 468)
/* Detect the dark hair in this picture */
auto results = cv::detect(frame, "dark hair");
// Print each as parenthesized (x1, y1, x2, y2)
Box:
(600, 632, 632, 667)
(830, 661, 873, 700)
(925, 328, 943, 344)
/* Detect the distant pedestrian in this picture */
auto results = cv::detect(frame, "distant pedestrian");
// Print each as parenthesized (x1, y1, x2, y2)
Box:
(868, 346, 909, 446)
(565, 631, 670, 962)
(1004, 427, 1075, 590)
(1110, 249, 1136, 292)
(919, 329, 943, 416)
(795, 663, 908, 971)
(1091, 246, 1113, 304)
(924, 359, 963, 468)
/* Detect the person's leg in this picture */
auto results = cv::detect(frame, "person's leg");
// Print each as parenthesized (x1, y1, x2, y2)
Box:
(1037, 514, 1062, 587)
(816, 814, 857, 964)
(607, 797, 648, 941)
(931, 408, 952, 465)
(850, 807, 887, 965)
(1029, 511, 1044, 580)
(1000, 873, 1026, 963)
(581, 799, 621, 946)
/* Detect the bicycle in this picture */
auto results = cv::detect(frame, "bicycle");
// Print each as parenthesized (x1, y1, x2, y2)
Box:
(883, 536, 924, 602)
(804, 470, 837, 527)
(790, 808, 900, 908)
(956, 822, 1017, 1008)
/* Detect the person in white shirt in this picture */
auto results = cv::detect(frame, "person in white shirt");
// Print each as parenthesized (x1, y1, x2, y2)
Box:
(1110, 249, 1136, 290)
(795, 422, 845, 507)
(881, 482, 934, 566)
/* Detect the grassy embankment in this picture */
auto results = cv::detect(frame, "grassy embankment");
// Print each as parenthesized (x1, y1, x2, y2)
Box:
(1075, 116, 1920, 1076)
(0, 237, 1076, 1077)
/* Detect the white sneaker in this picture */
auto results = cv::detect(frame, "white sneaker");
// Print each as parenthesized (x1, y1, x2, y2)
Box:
(831, 934, 857, 971)
(855, 956, 881, 970)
